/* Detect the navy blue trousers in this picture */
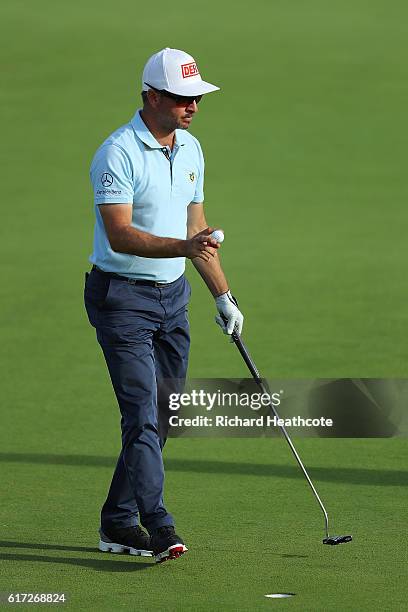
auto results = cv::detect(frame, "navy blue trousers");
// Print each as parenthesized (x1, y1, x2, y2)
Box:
(84, 268, 190, 533)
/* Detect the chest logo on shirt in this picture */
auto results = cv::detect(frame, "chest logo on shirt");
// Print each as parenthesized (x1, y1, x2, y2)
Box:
(101, 172, 113, 187)
(189, 172, 196, 182)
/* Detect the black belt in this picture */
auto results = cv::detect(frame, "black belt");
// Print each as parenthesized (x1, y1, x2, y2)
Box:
(91, 265, 176, 287)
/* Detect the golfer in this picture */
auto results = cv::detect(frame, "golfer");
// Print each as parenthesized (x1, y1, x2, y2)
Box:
(84, 48, 244, 563)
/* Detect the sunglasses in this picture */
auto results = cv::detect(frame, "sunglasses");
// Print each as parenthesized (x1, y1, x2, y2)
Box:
(145, 83, 202, 106)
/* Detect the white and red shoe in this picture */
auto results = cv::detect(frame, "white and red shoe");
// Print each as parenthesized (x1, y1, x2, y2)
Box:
(98, 526, 153, 557)
(151, 526, 188, 563)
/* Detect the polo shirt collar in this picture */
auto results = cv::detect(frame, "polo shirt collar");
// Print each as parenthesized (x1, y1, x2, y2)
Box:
(131, 110, 187, 149)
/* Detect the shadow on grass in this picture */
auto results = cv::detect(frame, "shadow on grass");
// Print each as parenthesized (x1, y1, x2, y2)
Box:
(0, 541, 308, 562)
(0, 453, 406, 486)
(0, 548, 153, 572)
(0, 541, 97, 553)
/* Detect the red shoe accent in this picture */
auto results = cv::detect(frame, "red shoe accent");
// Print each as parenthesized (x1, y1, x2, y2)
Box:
(168, 545, 185, 559)
(156, 545, 186, 563)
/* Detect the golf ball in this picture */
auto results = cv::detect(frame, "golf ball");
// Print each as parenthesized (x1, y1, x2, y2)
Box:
(211, 230, 224, 243)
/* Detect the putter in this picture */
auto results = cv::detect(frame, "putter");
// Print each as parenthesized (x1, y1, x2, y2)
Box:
(229, 327, 352, 546)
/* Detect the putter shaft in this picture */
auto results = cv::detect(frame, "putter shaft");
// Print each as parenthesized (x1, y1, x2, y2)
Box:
(231, 331, 330, 539)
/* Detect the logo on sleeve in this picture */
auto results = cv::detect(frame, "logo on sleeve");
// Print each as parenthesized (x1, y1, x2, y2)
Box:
(101, 173, 114, 187)
(97, 171, 122, 196)
(181, 62, 199, 79)
(189, 172, 196, 182)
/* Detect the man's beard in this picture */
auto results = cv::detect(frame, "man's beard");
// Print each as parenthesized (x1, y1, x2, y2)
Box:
(160, 112, 192, 131)
(176, 116, 192, 130)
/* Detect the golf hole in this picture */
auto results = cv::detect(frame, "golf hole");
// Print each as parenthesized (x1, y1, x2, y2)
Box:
(265, 593, 296, 599)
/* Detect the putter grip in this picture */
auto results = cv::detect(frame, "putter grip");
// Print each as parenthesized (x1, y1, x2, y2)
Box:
(220, 314, 261, 380)
(220, 313, 239, 340)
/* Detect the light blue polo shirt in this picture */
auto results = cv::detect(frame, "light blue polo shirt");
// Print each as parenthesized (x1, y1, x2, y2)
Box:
(89, 110, 204, 283)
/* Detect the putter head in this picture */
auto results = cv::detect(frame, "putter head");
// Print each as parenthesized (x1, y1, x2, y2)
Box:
(323, 535, 352, 545)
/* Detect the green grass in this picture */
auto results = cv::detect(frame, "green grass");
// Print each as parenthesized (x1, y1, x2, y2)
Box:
(1, 439, 407, 610)
(2, 0, 408, 379)
(1, 0, 408, 609)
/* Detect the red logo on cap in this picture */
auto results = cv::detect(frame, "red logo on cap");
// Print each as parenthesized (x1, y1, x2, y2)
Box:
(181, 62, 199, 78)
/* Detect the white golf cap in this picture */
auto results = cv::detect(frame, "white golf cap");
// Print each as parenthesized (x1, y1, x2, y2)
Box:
(142, 48, 220, 96)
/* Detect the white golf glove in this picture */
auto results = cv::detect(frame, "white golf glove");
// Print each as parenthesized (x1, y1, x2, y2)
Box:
(215, 291, 244, 338)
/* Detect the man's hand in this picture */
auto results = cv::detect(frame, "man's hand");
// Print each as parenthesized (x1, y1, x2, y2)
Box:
(215, 291, 244, 339)
(184, 227, 220, 262)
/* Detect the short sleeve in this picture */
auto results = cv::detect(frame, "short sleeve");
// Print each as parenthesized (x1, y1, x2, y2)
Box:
(90, 144, 134, 205)
(191, 141, 204, 203)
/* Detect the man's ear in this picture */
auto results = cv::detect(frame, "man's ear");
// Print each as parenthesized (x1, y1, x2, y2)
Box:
(147, 88, 160, 109)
